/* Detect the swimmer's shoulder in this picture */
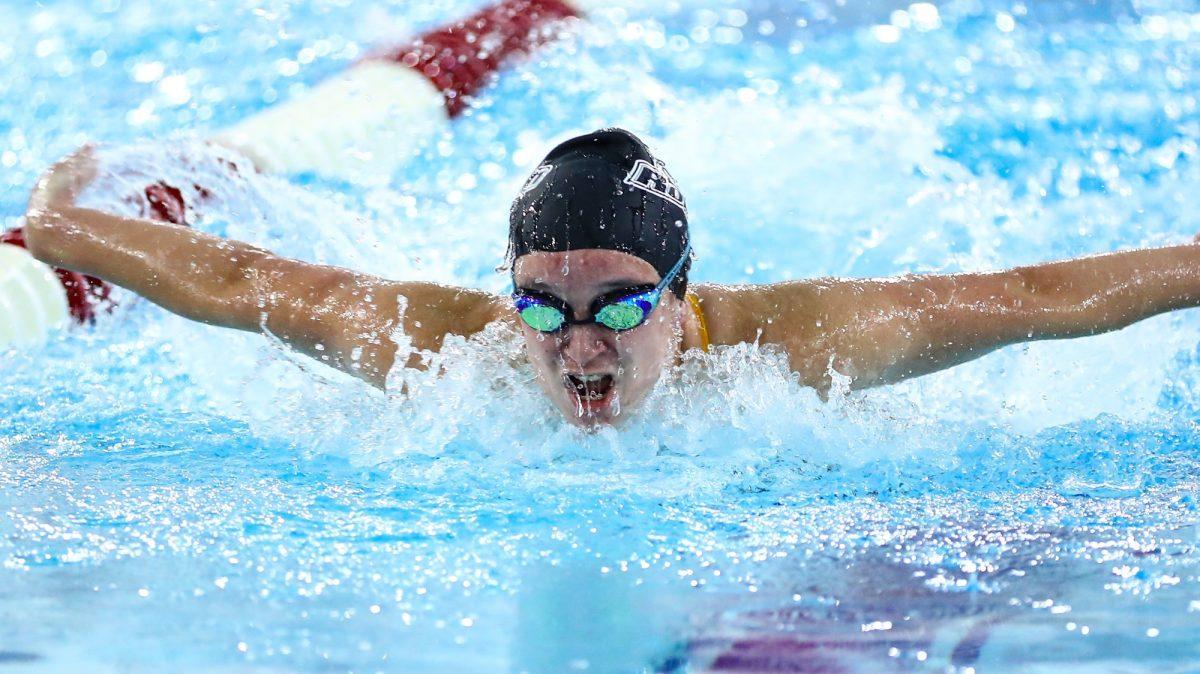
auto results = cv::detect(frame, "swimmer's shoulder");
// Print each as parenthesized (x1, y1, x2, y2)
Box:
(385, 282, 510, 350)
(689, 280, 832, 349)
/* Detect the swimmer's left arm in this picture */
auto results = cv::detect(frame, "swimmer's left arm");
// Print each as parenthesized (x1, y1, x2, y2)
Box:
(711, 243, 1200, 391)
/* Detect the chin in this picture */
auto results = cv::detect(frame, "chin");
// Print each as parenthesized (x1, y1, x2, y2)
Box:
(566, 414, 610, 429)
(560, 400, 617, 428)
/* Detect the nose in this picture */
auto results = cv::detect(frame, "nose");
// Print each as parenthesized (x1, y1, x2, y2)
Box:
(559, 324, 612, 367)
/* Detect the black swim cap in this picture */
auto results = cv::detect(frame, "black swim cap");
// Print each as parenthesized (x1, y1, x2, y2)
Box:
(508, 128, 691, 297)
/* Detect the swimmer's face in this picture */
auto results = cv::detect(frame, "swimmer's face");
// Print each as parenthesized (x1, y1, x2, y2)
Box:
(512, 249, 684, 427)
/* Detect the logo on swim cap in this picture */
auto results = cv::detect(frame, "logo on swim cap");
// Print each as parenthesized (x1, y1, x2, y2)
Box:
(623, 159, 686, 212)
(519, 163, 553, 196)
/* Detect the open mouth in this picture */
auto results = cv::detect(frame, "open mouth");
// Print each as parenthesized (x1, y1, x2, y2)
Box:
(564, 373, 615, 403)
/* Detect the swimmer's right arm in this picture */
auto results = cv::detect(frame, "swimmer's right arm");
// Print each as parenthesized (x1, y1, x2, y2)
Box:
(23, 147, 505, 388)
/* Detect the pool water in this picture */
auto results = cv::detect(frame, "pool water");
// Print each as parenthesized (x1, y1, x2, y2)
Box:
(3, 0, 1200, 671)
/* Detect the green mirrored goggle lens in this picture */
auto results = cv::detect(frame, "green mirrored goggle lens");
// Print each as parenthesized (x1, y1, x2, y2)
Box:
(595, 300, 650, 331)
(519, 303, 566, 332)
(514, 290, 660, 333)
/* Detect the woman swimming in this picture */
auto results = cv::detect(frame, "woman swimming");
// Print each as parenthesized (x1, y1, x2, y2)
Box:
(20, 126, 1200, 426)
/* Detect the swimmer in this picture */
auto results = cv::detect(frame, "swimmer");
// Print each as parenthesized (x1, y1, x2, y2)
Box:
(21, 127, 1200, 426)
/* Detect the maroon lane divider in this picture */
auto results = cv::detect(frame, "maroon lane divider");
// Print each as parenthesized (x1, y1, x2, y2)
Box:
(375, 0, 580, 117)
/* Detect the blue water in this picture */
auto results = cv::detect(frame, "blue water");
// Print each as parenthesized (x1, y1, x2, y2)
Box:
(3, 0, 1200, 671)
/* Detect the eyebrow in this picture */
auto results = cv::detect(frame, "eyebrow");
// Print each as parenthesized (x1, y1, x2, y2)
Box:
(522, 278, 652, 295)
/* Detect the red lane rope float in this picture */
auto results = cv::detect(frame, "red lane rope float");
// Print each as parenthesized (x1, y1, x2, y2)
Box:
(144, 181, 190, 226)
(376, 0, 580, 118)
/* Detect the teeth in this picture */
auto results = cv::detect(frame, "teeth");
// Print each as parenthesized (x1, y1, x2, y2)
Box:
(565, 373, 610, 401)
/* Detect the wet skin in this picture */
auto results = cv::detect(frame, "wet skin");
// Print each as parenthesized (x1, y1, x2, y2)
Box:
(23, 146, 1200, 428)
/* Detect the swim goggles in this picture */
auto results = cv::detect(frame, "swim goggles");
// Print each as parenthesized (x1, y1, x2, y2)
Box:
(512, 245, 692, 333)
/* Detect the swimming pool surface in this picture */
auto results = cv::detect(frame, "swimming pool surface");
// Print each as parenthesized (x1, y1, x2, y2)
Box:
(3, 0, 1200, 671)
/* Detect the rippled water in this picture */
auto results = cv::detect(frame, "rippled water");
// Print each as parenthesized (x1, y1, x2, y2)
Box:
(3, 0, 1200, 671)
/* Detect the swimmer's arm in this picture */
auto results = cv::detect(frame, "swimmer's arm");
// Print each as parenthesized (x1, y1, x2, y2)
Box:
(24, 148, 505, 388)
(712, 244, 1200, 391)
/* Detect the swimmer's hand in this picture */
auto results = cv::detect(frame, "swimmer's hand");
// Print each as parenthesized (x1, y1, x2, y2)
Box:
(27, 144, 98, 217)
(23, 145, 103, 271)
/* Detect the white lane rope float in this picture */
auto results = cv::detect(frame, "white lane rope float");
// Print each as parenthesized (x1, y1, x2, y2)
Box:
(0, 243, 70, 348)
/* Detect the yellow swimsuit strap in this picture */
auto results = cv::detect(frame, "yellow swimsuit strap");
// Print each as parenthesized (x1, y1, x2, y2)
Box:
(686, 292, 712, 353)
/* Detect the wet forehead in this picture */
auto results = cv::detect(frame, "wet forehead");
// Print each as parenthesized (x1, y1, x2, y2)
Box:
(513, 249, 660, 291)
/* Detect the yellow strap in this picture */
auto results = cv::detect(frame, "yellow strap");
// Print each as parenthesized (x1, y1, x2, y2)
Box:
(686, 292, 711, 353)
